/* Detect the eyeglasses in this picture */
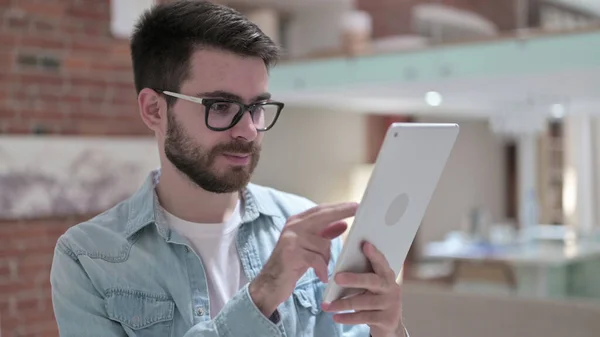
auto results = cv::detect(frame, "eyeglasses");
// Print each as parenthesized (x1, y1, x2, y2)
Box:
(159, 90, 284, 132)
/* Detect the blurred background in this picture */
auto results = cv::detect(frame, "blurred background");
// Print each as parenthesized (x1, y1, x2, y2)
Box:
(2, 0, 600, 336)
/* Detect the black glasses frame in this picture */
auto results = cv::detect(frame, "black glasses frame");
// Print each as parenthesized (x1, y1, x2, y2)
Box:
(157, 89, 284, 132)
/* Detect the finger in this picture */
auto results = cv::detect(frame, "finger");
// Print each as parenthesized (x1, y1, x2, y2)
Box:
(334, 272, 388, 293)
(363, 241, 396, 279)
(289, 202, 355, 222)
(303, 203, 358, 233)
(322, 293, 386, 312)
(318, 221, 348, 239)
(303, 250, 329, 283)
(288, 203, 329, 220)
(333, 310, 386, 327)
(299, 234, 331, 263)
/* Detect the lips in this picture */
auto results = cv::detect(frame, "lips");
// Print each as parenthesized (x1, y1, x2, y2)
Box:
(221, 152, 252, 165)
(222, 152, 251, 158)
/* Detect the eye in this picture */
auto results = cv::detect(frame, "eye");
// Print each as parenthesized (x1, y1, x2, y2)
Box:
(249, 105, 265, 114)
(210, 102, 235, 114)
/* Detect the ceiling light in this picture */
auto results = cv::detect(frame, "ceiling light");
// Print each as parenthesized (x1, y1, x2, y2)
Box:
(425, 91, 442, 107)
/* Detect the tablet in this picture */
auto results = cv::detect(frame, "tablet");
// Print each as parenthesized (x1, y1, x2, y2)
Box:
(323, 122, 459, 303)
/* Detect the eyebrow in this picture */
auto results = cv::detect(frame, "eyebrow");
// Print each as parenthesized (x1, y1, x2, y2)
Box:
(196, 90, 272, 103)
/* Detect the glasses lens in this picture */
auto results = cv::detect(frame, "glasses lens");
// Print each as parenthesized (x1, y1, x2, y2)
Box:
(206, 102, 242, 129)
(206, 101, 280, 130)
(250, 103, 279, 130)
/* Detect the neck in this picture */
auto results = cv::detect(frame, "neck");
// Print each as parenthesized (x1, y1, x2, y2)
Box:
(156, 164, 241, 224)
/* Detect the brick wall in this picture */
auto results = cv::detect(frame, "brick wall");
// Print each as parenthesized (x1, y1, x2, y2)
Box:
(0, 0, 150, 135)
(0, 1, 152, 336)
(0, 214, 93, 337)
(357, 0, 518, 38)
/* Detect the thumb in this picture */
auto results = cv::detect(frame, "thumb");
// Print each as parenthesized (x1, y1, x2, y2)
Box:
(318, 221, 348, 240)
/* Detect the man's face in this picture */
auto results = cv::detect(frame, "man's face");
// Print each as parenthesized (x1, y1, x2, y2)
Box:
(164, 49, 269, 193)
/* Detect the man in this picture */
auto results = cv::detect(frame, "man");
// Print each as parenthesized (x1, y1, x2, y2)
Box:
(50, 1, 407, 336)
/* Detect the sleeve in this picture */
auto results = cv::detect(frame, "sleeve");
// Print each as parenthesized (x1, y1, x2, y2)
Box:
(50, 240, 127, 337)
(183, 283, 285, 337)
(51, 238, 284, 337)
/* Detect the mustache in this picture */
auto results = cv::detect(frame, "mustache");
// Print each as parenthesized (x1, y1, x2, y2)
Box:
(212, 141, 260, 154)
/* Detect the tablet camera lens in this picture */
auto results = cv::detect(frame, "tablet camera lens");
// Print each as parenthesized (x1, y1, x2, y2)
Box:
(394, 132, 398, 137)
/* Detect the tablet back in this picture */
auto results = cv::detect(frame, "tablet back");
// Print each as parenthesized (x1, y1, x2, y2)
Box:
(324, 123, 459, 303)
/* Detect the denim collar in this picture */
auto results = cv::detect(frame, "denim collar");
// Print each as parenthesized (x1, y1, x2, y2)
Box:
(124, 169, 283, 239)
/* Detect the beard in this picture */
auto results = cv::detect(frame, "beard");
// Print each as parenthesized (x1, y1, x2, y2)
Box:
(164, 111, 260, 194)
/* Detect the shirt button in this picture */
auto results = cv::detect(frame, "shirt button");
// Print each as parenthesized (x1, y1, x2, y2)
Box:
(196, 307, 205, 316)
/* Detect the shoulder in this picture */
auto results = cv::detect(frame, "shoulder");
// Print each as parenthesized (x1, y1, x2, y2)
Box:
(55, 200, 137, 262)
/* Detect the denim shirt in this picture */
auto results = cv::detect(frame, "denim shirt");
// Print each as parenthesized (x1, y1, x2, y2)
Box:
(50, 170, 372, 337)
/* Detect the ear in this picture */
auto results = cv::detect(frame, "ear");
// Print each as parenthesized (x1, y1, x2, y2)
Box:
(138, 88, 166, 135)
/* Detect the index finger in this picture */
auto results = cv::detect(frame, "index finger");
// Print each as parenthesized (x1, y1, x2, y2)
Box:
(301, 202, 359, 233)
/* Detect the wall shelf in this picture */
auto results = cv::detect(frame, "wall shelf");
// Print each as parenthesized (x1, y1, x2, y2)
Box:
(269, 28, 600, 93)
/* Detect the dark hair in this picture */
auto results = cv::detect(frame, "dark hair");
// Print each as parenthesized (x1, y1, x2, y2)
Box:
(130, 0, 281, 99)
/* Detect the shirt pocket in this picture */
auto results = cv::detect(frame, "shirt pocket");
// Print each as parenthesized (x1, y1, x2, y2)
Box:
(293, 285, 321, 316)
(105, 289, 175, 337)
(292, 279, 337, 335)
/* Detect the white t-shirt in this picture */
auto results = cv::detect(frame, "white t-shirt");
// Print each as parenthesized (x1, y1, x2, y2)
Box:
(162, 201, 248, 318)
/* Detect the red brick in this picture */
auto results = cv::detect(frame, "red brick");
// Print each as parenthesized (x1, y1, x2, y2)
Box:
(81, 23, 110, 37)
(69, 77, 106, 89)
(86, 89, 110, 104)
(17, 2, 67, 18)
(11, 305, 56, 325)
(21, 36, 67, 50)
(13, 321, 59, 337)
(14, 295, 41, 312)
(0, 108, 19, 119)
(71, 40, 111, 54)
(5, 233, 55, 250)
(0, 223, 51, 241)
(18, 73, 64, 86)
(30, 18, 58, 34)
(111, 92, 137, 106)
(18, 109, 67, 121)
(0, 33, 19, 48)
(18, 253, 54, 270)
(0, 244, 55, 260)
(89, 61, 132, 73)
(0, 263, 9, 277)
(0, 297, 9, 313)
(67, 7, 109, 22)
(63, 55, 90, 71)
(3, 123, 31, 134)
(6, 16, 30, 31)
(0, 280, 39, 298)
(0, 259, 15, 281)
(111, 41, 132, 57)
(109, 80, 135, 90)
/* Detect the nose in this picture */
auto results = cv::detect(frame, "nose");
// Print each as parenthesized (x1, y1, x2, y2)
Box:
(230, 110, 258, 141)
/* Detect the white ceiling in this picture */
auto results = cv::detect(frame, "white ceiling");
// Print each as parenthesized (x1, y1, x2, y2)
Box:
(274, 66, 600, 119)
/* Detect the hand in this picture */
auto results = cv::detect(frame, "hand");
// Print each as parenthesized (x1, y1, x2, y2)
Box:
(322, 242, 405, 337)
(249, 202, 358, 317)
